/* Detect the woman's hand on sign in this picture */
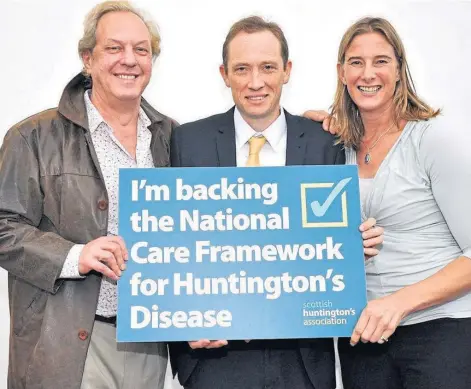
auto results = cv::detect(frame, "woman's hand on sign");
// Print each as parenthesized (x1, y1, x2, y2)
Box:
(350, 293, 408, 346)
(188, 339, 228, 349)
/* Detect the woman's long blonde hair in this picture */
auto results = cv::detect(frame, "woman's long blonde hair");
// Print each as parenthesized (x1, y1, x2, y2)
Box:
(331, 17, 440, 149)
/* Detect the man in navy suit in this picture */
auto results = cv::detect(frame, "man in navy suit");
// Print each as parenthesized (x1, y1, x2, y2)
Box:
(170, 16, 382, 389)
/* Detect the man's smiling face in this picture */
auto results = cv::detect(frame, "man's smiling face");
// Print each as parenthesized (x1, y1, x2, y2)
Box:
(220, 30, 292, 130)
(82, 11, 153, 105)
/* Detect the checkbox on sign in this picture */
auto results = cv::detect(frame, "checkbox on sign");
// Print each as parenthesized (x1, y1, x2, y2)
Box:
(300, 178, 351, 228)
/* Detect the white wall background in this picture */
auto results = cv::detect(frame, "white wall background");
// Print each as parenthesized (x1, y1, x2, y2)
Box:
(0, 1, 470, 388)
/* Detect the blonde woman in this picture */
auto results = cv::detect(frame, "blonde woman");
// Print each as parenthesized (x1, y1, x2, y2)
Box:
(307, 17, 471, 389)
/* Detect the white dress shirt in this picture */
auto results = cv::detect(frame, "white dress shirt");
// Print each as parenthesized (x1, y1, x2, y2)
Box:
(234, 107, 287, 167)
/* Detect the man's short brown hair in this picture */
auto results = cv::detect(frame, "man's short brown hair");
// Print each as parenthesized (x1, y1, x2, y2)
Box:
(222, 16, 289, 71)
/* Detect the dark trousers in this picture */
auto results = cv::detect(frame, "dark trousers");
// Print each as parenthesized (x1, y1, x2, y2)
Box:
(184, 340, 314, 389)
(338, 317, 471, 389)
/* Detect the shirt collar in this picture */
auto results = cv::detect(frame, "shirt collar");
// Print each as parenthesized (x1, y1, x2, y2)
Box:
(83, 90, 151, 134)
(234, 107, 287, 153)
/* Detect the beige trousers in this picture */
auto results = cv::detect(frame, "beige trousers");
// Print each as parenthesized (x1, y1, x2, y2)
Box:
(80, 320, 167, 389)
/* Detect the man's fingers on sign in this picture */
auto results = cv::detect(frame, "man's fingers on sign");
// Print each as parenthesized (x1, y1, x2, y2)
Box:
(362, 226, 384, 242)
(78, 236, 128, 280)
(188, 339, 228, 349)
(362, 226, 384, 257)
(102, 239, 127, 271)
(110, 235, 129, 267)
(95, 251, 121, 280)
(97, 248, 122, 279)
(359, 218, 383, 258)
(359, 217, 375, 232)
(206, 340, 229, 349)
(188, 340, 210, 349)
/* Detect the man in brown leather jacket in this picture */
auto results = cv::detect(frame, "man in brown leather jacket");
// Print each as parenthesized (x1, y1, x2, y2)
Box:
(0, 2, 177, 389)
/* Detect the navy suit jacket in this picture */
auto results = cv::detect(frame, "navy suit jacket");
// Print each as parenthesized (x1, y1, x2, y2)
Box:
(169, 107, 346, 389)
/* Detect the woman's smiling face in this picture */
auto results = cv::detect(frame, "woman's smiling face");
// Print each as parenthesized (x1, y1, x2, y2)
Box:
(339, 32, 399, 115)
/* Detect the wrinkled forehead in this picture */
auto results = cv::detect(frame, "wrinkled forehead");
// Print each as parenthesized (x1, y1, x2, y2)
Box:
(96, 11, 151, 45)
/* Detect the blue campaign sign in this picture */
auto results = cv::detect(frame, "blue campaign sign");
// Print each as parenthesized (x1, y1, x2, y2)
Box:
(117, 165, 367, 342)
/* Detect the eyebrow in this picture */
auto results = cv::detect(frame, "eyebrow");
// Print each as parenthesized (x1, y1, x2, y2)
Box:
(231, 62, 251, 68)
(231, 60, 278, 68)
(105, 39, 150, 46)
(260, 61, 278, 66)
(346, 55, 393, 61)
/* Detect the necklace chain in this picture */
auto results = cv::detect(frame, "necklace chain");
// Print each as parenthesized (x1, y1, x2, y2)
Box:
(363, 123, 395, 164)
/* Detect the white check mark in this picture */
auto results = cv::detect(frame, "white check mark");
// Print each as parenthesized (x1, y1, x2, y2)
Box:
(310, 177, 352, 217)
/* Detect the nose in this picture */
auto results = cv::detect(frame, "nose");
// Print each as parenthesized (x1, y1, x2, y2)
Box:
(362, 62, 376, 82)
(248, 69, 264, 90)
(121, 46, 137, 67)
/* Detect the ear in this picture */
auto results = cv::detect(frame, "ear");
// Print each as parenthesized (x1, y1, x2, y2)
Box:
(81, 50, 93, 75)
(283, 60, 293, 84)
(219, 64, 230, 88)
(337, 63, 346, 85)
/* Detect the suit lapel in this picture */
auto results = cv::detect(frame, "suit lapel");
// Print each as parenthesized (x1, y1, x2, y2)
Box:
(285, 110, 307, 166)
(216, 108, 237, 167)
(214, 108, 306, 167)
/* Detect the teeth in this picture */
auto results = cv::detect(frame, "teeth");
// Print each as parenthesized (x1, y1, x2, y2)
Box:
(117, 75, 136, 79)
(247, 96, 265, 101)
(359, 86, 381, 93)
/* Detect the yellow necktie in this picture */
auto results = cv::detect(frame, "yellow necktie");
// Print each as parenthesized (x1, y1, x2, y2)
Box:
(246, 136, 267, 167)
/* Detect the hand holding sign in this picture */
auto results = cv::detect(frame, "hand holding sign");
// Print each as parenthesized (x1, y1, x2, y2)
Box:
(188, 339, 228, 349)
(79, 236, 128, 280)
(360, 218, 383, 258)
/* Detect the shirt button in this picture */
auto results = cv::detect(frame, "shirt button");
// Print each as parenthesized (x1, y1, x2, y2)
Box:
(78, 329, 89, 341)
(97, 200, 108, 210)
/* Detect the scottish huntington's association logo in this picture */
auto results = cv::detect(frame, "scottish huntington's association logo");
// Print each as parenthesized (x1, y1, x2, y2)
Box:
(300, 178, 352, 228)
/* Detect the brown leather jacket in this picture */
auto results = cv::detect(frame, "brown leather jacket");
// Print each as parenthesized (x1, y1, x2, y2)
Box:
(0, 73, 176, 389)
